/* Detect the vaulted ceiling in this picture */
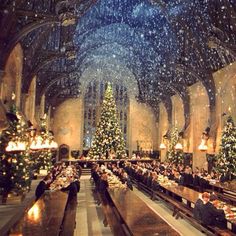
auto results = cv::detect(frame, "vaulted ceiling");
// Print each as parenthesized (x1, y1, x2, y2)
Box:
(0, 0, 236, 123)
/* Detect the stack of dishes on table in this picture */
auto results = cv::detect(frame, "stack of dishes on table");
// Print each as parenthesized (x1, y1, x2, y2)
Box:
(226, 207, 236, 219)
(50, 167, 73, 190)
(108, 175, 126, 190)
(158, 175, 172, 186)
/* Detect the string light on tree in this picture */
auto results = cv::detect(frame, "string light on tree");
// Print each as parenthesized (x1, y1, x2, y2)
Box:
(30, 114, 56, 173)
(167, 128, 183, 165)
(0, 108, 31, 196)
(88, 83, 127, 159)
(215, 116, 236, 178)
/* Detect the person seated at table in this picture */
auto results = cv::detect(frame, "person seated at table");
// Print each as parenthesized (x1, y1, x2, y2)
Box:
(181, 166, 194, 187)
(121, 172, 133, 190)
(199, 177, 210, 192)
(210, 170, 218, 180)
(98, 172, 109, 204)
(201, 192, 227, 229)
(35, 175, 51, 201)
(73, 176, 80, 192)
(193, 193, 204, 222)
(192, 171, 201, 190)
(151, 174, 161, 191)
(99, 172, 109, 191)
(220, 170, 231, 183)
(168, 168, 177, 181)
(173, 171, 181, 184)
(61, 177, 80, 204)
(91, 164, 100, 188)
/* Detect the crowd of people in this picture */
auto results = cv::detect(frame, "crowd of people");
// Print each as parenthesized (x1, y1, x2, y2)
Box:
(34, 159, 231, 230)
(193, 192, 228, 228)
(122, 161, 230, 229)
(91, 163, 133, 194)
(122, 160, 222, 192)
(35, 163, 81, 206)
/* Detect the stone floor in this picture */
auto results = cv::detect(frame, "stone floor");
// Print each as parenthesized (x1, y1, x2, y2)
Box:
(74, 176, 205, 236)
(74, 176, 113, 236)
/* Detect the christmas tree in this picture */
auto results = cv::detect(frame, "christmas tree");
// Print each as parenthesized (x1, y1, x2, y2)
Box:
(0, 110, 31, 196)
(88, 83, 127, 159)
(30, 115, 53, 173)
(215, 116, 236, 176)
(167, 128, 184, 165)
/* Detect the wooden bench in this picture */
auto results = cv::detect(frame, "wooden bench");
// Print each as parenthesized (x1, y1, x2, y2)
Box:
(136, 182, 154, 198)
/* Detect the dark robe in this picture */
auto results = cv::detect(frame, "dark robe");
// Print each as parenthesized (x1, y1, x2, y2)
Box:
(35, 180, 47, 200)
(74, 180, 80, 192)
(193, 199, 204, 222)
(61, 182, 78, 201)
(201, 202, 227, 228)
(99, 179, 109, 193)
(122, 177, 133, 190)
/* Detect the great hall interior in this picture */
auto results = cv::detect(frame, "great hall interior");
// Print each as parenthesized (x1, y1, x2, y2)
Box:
(0, 0, 236, 236)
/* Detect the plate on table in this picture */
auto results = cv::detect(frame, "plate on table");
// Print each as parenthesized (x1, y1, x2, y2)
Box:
(231, 207, 236, 211)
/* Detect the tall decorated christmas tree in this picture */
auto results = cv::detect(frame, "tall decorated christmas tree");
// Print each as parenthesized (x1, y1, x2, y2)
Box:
(167, 127, 184, 165)
(0, 109, 31, 197)
(88, 83, 127, 159)
(215, 116, 236, 176)
(30, 115, 53, 173)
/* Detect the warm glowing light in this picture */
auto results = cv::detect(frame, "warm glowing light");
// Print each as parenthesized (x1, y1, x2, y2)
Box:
(42, 139, 50, 149)
(198, 139, 208, 151)
(39, 169, 48, 175)
(159, 143, 166, 150)
(30, 135, 58, 150)
(27, 203, 41, 223)
(6, 141, 26, 152)
(175, 142, 183, 150)
(30, 136, 43, 150)
(50, 140, 58, 149)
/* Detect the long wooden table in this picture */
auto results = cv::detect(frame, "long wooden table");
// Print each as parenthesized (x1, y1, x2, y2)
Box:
(62, 158, 153, 168)
(108, 188, 180, 236)
(159, 182, 236, 233)
(9, 191, 68, 236)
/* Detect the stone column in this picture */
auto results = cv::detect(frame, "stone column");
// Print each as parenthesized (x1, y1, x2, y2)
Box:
(160, 149, 167, 162)
(40, 94, 46, 118)
(0, 70, 5, 100)
(128, 98, 134, 158)
(79, 97, 84, 154)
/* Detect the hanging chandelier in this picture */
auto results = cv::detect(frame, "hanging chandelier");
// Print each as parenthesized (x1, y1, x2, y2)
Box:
(30, 135, 58, 150)
(6, 140, 27, 152)
(175, 142, 183, 150)
(159, 143, 166, 150)
(198, 139, 208, 151)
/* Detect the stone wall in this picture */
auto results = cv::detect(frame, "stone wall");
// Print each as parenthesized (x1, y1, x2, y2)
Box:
(23, 76, 36, 125)
(171, 95, 185, 131)
(188, 82, 210, 169)
(129, 98, 158, 155)
(52, 98, 84, 155)
(214, 62, 236, 153)
(1, 44, 23, 109)
(157, 103, 168, 161)
(51, 96, 158, 158)
(48, 62, 236, 164)
(157, 61, 236, 169)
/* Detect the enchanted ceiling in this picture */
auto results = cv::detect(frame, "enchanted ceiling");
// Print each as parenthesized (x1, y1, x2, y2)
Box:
(0, 0, 236, 121)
